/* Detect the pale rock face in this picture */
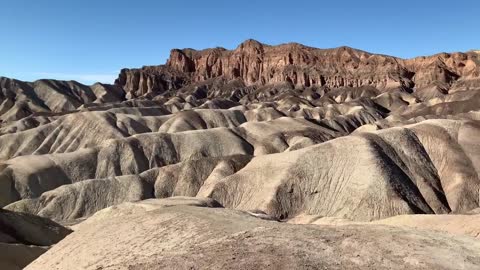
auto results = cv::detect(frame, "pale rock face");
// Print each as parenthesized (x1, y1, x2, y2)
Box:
(25, 200, 480, 270)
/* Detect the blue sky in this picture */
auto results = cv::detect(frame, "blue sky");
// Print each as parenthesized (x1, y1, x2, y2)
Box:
(1, 0, 478, 84)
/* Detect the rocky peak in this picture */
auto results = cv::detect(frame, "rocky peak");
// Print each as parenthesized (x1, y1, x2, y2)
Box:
(236, 39, 265, 52)
(167, 49, 196, 73)
(115, 40, 480, 98)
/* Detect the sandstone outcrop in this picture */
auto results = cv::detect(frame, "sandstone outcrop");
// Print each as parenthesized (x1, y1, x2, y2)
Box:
(115, 40, 480, 99)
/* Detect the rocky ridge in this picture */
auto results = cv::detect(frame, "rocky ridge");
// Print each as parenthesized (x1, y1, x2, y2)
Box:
(116, 39, 480, 98)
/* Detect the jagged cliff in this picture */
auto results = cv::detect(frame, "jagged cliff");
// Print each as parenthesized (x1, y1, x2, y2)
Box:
(1, 40, 479, 122)
(115, 39, 480, 98)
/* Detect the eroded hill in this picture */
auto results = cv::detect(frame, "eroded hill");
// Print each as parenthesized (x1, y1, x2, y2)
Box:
(1, 40, 480, 269)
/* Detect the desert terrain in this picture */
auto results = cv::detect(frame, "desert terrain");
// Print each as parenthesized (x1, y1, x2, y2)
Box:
(1, 40, 480, 269)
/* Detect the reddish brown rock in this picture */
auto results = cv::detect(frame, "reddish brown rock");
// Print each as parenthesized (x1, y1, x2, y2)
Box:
(115, 39, 480, 97)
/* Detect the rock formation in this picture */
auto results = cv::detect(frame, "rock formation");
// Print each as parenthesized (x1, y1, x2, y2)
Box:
(1, 40, 480, 269)
(115, 39, 480, 98)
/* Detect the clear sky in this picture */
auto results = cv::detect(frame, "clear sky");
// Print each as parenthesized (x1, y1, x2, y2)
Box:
(2, 0, 478, 84)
